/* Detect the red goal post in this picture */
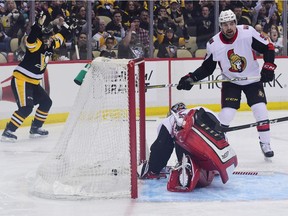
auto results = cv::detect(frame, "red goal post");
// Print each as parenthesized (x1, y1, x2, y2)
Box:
(128, 58, 146, 198)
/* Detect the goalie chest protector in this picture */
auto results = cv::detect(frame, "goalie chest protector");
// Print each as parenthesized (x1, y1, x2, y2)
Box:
(174, 108, 238, 184)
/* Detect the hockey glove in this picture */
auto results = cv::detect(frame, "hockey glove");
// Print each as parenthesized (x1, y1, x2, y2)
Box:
(260, 62, 276, 82)
(177, 73, 196, 90)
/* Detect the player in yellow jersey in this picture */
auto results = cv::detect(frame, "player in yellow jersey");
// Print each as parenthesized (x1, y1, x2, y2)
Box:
(1, 12, 73, 142)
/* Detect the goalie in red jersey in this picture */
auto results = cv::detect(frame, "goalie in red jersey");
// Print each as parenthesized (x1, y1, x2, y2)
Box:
(140, 102, 238, 192)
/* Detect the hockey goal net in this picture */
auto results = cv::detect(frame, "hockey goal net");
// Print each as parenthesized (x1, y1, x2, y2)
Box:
(32, 57, 146, 199)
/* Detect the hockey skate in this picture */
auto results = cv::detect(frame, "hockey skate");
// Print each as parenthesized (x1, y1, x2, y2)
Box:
(30, 125, 49, 138)
(1, 126, 17, 142)
(260, 142, 274, 158)
(138, 161, 166, 179)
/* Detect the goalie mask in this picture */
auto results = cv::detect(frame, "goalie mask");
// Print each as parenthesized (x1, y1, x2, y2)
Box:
(167, 102, 186, 117)
(171, 102, 186, 113)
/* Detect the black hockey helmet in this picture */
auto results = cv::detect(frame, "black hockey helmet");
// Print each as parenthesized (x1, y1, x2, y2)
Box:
(41, 27, 53, 38)
(40, 27, 53, 46)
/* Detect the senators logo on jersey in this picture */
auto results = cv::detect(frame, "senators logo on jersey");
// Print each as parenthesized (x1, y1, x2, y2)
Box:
(227, 49, 247, 72)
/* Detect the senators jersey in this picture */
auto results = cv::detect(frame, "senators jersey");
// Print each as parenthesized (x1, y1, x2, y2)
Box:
(193, 25, 275, 86)
(13, 24, 65, 85)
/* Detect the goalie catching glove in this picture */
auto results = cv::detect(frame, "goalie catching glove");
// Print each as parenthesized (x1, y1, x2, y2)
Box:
(177, 73, 197, 90)
(260, 62, 276, 83)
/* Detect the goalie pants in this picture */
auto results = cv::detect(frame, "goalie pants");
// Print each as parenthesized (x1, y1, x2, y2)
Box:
(148, 125, 175, 174)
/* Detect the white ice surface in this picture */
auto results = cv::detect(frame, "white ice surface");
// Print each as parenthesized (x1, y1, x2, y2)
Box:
(1, 111, 288, 216)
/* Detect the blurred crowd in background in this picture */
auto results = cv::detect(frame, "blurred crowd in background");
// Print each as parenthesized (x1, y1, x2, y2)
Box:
(0, 0, 287, 63)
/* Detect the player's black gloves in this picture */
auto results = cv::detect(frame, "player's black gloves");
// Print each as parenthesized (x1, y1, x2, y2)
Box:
(260, 62, 276, 82)
(177, 73, 196, 90)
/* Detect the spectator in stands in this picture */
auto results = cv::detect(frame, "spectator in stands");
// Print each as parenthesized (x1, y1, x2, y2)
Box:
(122, 1, 142, 24)
(154, 6, 170, 32)
(75, 6, 86, 27)
(92, 18, 110, 51)
(0, 0, 4, 14)
(96, 0, 117, 18)
(150, 0, 166, 18)
(100, 36, 117, 58)
(2, 0, 25, 39)
(105, 10, 127, 43)
(117, 21, 146, 59)
(71, 33, 90, 60)
(252, 0, 277, 27)
(18, 1, 29, 22)
(139, 9, 149, 31)
(166, 0, 185, 37)
(157, 27, 178, 58)
(66, 0, 78, 17)
(254, 5, 268, 27)
(129, 16, 149, 53)
(47, 0, 70, 21)
(197, 0, 215, 18)
(182, 1, 198, 36)
(219, 0, 233, 12)
(195, 6, 214, 49)
(239, 0, 255, 23)
(269, 28, 283, 56)
(263, 11, 281, 34)
(233, 5, 251, 25)
(0, 20, 11, 53)
(81, 9, 99, 36)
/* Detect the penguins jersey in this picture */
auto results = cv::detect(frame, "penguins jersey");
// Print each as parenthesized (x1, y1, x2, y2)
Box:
(13, 24, 65, 85)
(203, 25, 275, 85)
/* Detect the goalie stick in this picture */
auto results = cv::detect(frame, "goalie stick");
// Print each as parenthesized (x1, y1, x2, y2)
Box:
(222, 116, 288, 132)
(146, 76, 260, 89)
(160, 166, 280, 176)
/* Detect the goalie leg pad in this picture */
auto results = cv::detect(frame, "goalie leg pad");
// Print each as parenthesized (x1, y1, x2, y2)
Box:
(197, 169, 215, 187)
(167, 154, 200, 192)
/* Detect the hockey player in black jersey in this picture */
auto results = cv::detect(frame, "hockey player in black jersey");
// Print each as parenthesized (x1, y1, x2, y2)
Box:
(1, 12, 72, 142)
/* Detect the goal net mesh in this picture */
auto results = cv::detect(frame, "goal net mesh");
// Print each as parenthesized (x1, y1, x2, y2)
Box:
(32, 57, 143, 199)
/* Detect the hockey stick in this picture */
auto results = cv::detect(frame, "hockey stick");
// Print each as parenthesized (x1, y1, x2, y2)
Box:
(146, 76, 260, 89)
(160, 166, 279, 176)
(222, 116, 288, 132)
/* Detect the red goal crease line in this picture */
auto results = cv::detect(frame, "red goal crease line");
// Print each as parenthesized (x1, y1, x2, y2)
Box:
(232, 171, 286, 176)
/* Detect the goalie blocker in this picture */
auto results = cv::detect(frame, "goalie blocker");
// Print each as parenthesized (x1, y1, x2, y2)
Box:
(167, 108, 238, 192)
